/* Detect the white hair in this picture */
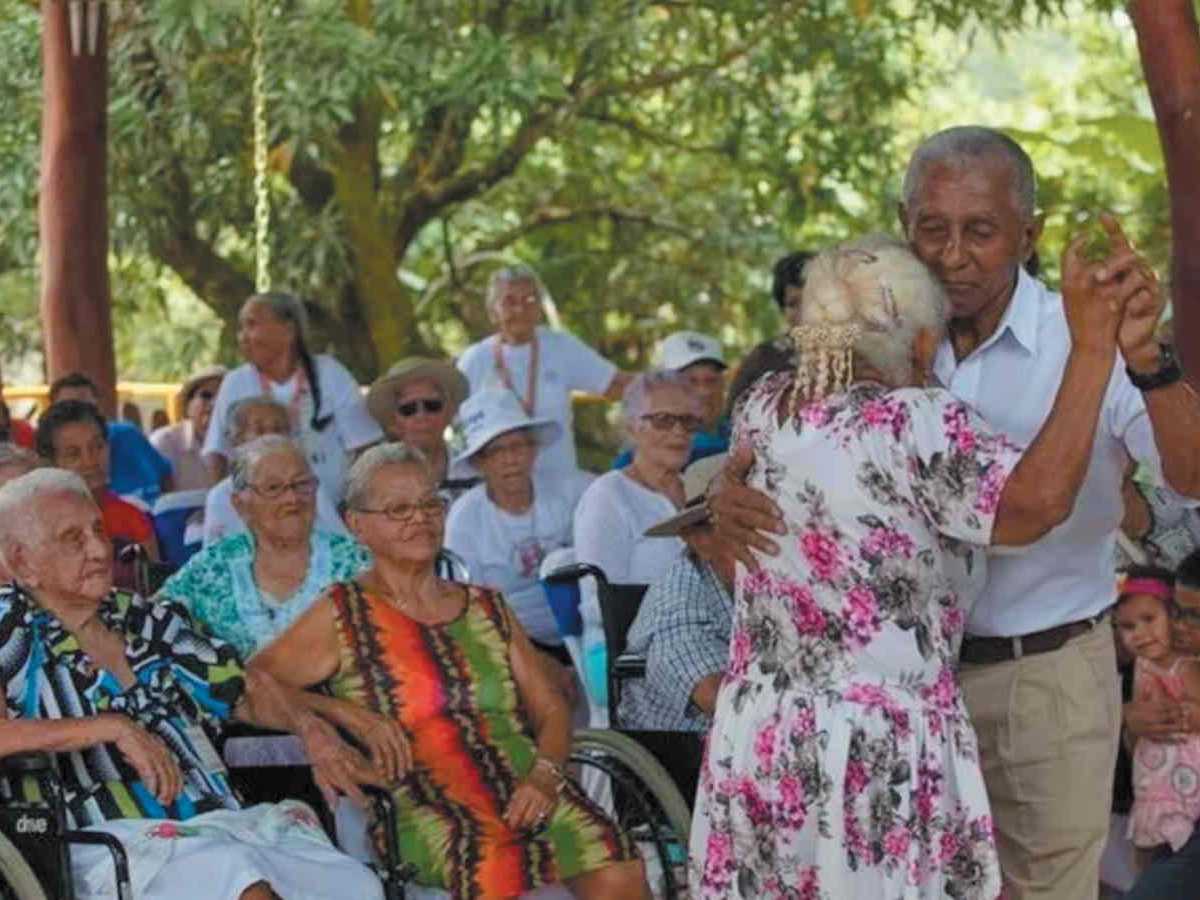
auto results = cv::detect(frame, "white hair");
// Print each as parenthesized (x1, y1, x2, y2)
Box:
(485, 265, 547, 315)
(620, 369, 703, 434)
(0, 469, 92, 564)
(792, 234, 946, 406)
(225, 396, 290, 447)
(230, 434, 310, 493)
(902, 126, 1037, 220)
(344, 442, 430, 511)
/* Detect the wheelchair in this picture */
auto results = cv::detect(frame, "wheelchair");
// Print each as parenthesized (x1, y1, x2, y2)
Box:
(541, 560, 698, 899)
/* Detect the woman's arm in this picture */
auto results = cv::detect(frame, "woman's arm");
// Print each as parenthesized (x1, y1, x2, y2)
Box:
(248, 596, 341, 689)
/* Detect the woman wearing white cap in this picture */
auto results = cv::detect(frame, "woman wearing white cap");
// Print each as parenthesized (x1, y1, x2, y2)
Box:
(444, 389, 592, 650)
(457, 265, 632, 477)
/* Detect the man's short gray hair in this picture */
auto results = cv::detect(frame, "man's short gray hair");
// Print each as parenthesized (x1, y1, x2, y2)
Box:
(230, 434, 310, 493)
(225, 396, 290, 447)
(344, 442, 430, 511)
(621, 369, 703, 434)
(0, 468, 92, 560)
(485, 265, 547, 315)
(902, 126, 1037, 220)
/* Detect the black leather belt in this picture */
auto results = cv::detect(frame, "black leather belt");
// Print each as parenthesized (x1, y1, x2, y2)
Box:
(960, 612, 1109, 665)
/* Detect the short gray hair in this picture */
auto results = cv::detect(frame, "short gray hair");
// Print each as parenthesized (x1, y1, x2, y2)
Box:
(621, 369, 702, 434)
(230, 434, 310, 493)
(344, 442, 430, 511)
(225, 396, 290, 447)
(902, 126, 1037, 220)
(0, 468, 92, 561)
(485, 265, 546, 314)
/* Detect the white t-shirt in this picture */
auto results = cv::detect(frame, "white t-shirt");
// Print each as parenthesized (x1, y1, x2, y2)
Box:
(202, 476, 350, 546)
(203, 356, 383, 501)
(573, 470, 686, 632)
(457, 326, 617, 477)
(444, 470, 594, 646)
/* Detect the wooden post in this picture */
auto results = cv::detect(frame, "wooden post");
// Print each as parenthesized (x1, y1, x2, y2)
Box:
(1128, 0, 1200, 382)
(38, 0, 116, 415)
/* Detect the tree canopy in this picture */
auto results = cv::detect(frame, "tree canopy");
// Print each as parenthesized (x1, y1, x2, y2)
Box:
(1, 0, 1139, 387)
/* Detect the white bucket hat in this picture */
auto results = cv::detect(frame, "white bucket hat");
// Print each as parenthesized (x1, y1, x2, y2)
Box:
(658, 330, 725, 372)
(454, 389, 563, 471)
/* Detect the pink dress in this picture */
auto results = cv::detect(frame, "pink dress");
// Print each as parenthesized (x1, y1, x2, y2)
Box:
(1129, 658, 1200, 851)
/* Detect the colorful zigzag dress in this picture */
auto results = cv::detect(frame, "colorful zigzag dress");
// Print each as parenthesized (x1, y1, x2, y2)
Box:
(326, 581, 637, 899)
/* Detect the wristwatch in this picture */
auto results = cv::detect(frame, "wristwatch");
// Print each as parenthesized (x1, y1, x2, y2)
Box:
(1126, 343, 1183, 393)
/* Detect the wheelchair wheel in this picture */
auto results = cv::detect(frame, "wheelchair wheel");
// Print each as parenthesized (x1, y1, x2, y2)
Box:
(570, 729, 692, 899)
(0, 830, 49, 900)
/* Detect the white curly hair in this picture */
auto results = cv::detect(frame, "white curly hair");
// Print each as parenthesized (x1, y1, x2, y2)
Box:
(791, 234, 947, 409)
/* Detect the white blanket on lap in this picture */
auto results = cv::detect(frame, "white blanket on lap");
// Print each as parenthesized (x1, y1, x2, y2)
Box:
(72, 801, 383, 899)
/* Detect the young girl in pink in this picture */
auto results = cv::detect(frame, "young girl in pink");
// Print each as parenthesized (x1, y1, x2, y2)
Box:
(1115, 566, 1200, 858)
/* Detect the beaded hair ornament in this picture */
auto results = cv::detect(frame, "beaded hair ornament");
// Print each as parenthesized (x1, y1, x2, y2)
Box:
(789, 235, 940, 414)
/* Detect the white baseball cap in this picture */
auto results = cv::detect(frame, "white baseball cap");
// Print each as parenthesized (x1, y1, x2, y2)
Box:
(658, 331, 725, 372)
(453, 389, 562, 471)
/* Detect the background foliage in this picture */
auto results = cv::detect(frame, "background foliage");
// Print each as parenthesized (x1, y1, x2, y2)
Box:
(1, 0, 1156, 397)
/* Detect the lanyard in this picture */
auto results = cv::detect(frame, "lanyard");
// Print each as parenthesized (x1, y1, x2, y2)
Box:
(256, 366, 311, 431)
(492, 333, 539, 417)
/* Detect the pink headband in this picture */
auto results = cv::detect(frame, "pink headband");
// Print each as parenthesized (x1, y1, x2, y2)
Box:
(1120, 577, 1174, 601)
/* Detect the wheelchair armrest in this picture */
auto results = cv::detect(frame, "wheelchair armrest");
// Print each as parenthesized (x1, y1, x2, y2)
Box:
(65, 830, 133, 900)
(543, 563, 609, 588)
(612, 653, 647, 680)
(0, 751, 54, 776)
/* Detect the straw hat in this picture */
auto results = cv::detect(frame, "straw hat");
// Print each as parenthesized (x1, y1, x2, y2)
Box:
(643, 452, 727, 537)
(453, 389, 562, 471)
(366, 357, 469, 429)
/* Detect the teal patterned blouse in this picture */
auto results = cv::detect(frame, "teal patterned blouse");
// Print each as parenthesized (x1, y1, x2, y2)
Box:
(160, 529, 371, 658)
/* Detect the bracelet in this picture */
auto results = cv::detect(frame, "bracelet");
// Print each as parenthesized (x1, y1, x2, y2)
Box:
(531, 756, 566, 795)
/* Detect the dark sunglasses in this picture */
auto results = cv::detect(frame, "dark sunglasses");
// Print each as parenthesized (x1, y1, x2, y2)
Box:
(397, 398, 445, 418)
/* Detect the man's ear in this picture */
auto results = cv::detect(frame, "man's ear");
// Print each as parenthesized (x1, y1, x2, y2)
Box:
(1023, 213, 1046, 263)
(912, 327, 940, 385)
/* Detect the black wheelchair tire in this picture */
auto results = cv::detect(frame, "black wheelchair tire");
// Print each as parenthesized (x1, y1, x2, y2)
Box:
(0, 830, 49, 900)
(570, 729, 693, 898)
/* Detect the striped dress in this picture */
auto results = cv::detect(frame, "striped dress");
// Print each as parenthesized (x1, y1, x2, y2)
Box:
(326, 581, 636, 899)
(0, 584, 243, 827)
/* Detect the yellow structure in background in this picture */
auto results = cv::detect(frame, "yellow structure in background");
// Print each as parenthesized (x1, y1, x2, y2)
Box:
(3, 382, 185, 423)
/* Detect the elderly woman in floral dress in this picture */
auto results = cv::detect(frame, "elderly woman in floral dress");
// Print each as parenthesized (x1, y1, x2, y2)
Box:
(690, 233, 1139, 899)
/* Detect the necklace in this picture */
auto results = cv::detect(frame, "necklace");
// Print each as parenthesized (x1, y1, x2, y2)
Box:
(492, 332, 539, 417)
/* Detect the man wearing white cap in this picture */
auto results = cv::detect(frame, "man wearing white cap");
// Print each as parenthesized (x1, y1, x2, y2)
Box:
(444, 389, 594, 654)
(613, 330, 729, 469)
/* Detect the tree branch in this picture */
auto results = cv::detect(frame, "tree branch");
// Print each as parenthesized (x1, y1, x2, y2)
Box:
(474, 204, 695, 255)
(580, 110, 731, 156)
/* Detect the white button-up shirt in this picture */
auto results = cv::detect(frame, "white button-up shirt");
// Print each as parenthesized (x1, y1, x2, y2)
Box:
(935, 268, 1173, 637)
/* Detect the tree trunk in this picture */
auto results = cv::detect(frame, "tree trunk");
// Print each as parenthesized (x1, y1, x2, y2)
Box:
(39, 0, 116, 415)
(1128, 0, 1200, 381)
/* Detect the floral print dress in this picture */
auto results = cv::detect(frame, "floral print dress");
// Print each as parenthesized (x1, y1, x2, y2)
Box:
(690, 376, 1023, 900)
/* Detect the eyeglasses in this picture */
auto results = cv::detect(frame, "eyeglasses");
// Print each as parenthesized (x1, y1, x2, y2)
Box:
(640, 412, 703, 434)
(247, 476, 319, 500)
(396, 398, 445, 418)
(352, 495, 447, 524)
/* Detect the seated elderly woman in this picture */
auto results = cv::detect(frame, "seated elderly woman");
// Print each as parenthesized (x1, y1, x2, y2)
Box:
(572, 370, 700, 699)
(444, 389, 592, 653)
(366, 357, 478, 503)
(150, 364, 226, 491)
(251, 444, 650, 900)
(161, 434, 370, 660)
(204, 396, 346, 546)
(0, 469, 385, 900)
(36, 399, 161, 562)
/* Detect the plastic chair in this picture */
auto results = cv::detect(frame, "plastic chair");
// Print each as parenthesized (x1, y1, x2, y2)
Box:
(151, 488, 208, 569)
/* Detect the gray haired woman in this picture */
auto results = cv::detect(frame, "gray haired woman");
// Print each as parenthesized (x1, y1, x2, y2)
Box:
(203, 397, 346, 545)
(164, 434, 370, 661)
(203, 292, 382, 500)
(457, 265, 632, 476)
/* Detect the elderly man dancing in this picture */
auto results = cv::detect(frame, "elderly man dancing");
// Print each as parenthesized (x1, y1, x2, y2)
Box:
(708, 126, 1200, 899)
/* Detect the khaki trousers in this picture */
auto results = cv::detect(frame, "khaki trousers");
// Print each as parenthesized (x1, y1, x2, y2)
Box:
(960, 620, 1121, 900)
